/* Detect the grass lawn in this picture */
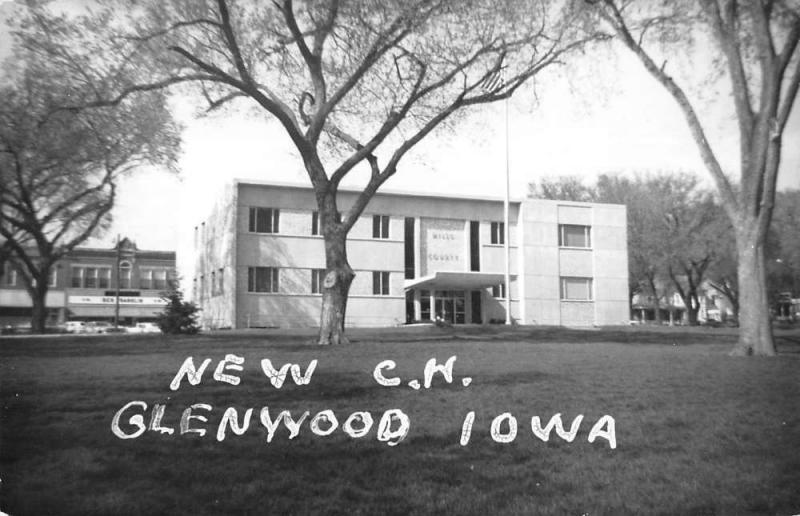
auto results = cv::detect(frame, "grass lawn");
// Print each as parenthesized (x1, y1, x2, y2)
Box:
(1, 326, 799, 516)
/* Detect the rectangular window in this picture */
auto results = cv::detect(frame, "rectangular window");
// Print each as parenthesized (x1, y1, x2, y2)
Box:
(311, 211, 320, 236)
(71, 267, 82, 288)
(4, 264, 18, 286)
(119, 267, 131, 289)
(372, 215, 390, 239)
(559, 224, 591, 248)
(84, 267, 97, 288)
(490, 222, 505, 245)
(560, 277, 593, 301)
(248, 267, 279, 293)
(491, 283, 506, 298)
(97, 268, 111, 289)
(311, 269, 324, 294)
(153, 270, 167, 291)
(48, 268, 57, 288)
(372, 271, 390, 295)
(420, 290, 431, 320)
(139, 269, 152, 290)
(248, 207, 280, 233)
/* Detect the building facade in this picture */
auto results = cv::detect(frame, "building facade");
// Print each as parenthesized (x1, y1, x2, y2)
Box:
(0, 238, 176, 327)
(193, 181, 629, 329)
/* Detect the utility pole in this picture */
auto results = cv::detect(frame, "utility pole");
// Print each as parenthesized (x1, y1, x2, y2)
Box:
(114, 234, 120, 328)
(503, 68, 511, 326)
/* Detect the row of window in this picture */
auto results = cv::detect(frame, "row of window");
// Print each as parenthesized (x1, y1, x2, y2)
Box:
(3, 267, 57, 288)
(487, 278, 593, 301)
(245, 267, 395, 296)
(70, 266, 169, 290)
(3, 264, 170, 290)
(247, 208, 573, 246)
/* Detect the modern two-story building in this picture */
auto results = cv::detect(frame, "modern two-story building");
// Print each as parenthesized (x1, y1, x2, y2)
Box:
(192, 180, 629, 329)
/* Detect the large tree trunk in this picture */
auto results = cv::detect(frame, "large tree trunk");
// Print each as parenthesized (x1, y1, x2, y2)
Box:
(29, 284, 48, 334)
(731, 225, 775, 356)
(318, 228, 355, 346)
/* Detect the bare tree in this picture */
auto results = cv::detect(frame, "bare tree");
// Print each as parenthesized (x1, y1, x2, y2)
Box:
(588, 0, 800, 355)
(22, 0, 603, 344)
(0, 57, 179, 332)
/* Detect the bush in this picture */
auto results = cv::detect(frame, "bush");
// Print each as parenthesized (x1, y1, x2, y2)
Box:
(155, 291, 200, 334)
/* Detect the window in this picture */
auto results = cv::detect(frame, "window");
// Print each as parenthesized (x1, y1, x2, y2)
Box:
(140, 268, 168, 290)
(560, 277, 593, 301)
(492, 283, 506, 298)
(311, 269, 324, 294)
(490, 222, 505, 245)
(4, 264, 18, 286)
(372, 215, 390, 239)
(84, 268, 98, 288)
(311, 211, 320, 236)
(71, 267, 82, 288)
(153, 269, 167, 290)
(98, 268, 110, 289)
(139, 269, 152, 290)
(420, 290, 431, 320)
(559, 224, 591, 248)
(248, 207, 280, 233)
(48, 268, 57, 288)
(119, 262, 132, 289)
(372, 271, 390, 295)
(248, 267, 279, 293)
(66, 266, 112, 289)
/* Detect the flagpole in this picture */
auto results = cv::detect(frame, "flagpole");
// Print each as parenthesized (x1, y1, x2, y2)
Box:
(503, 69, 511, 326)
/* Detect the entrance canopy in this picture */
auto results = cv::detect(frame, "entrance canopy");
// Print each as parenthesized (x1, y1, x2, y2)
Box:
(404, 271, 512, 291)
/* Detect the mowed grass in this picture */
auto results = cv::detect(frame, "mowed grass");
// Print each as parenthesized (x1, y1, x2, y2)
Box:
(1, 326, 799, 516)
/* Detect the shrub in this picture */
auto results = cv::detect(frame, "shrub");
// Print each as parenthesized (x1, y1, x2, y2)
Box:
(155, 291, 200, 334)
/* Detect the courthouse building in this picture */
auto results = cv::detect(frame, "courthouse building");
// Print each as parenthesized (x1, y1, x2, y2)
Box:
(0, 238, 175, 327)
(192, 180, 629, 329)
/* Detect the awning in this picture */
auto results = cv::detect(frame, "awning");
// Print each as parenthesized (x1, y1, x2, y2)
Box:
(404, 271, 513, 290)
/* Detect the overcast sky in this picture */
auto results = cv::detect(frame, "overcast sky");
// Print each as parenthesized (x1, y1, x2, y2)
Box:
(1, 2, 798, 279)
(102, 43, 799, 263)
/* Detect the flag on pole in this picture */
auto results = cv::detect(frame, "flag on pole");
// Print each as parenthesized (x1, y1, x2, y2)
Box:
(480, 61, 506, 93)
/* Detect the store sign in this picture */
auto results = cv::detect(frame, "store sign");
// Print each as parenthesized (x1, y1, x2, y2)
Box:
(68, 296, 167, 306)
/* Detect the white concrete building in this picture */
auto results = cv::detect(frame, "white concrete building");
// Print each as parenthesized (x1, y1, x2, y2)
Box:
(192, 181, 629, 329)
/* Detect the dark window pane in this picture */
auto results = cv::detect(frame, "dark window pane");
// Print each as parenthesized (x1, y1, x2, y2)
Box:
(381, 215, 389, 238)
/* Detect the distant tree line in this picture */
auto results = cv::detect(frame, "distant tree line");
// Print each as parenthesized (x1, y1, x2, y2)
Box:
(529, 173, 800, 325)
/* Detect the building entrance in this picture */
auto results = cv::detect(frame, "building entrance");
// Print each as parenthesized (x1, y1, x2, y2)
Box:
(433, 290, 465, 324)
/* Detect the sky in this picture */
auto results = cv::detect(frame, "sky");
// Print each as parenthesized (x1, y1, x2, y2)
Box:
(1, 1, 798, 281)
(103, 45, 799, 261)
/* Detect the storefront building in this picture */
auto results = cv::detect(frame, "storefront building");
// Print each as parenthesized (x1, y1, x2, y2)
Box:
(0, 238, 175, 327)
(193, 181, 629, 329)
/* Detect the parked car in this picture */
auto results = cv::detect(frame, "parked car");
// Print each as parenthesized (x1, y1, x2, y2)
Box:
(64, 321, 87, 333)
(84, 321, 113, 334)
(128, 322, 161, 334)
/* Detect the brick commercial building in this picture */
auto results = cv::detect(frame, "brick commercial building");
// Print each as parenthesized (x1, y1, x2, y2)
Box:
(0, 238, 175, 328)
(192, 181, 629, 329)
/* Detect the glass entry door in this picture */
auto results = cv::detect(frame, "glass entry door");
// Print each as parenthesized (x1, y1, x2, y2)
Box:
(434, 290, 465, 324)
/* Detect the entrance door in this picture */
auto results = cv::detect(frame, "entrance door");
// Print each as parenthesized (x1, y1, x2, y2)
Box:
(471, 291, 482, 324)
(434, 290, 466, 324)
